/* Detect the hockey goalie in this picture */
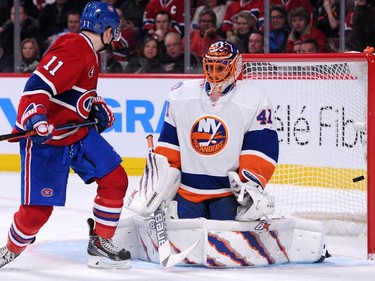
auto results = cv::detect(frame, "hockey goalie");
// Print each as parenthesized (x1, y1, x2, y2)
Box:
(121, 40, 330, 268)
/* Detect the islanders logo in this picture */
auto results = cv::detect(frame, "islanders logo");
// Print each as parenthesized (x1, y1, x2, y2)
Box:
(190, 116, 228, 155)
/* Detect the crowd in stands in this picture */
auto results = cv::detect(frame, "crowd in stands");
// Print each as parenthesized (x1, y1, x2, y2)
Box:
(0, 0, 375, 73)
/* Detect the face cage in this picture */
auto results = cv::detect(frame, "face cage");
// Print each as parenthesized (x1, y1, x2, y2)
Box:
(203, 58, 237, 84)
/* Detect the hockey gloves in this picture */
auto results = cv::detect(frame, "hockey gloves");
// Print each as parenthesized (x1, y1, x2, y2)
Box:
(228, 170, 275, 221)
(21, 104, 54, 144)
(89, 96, 114, 133)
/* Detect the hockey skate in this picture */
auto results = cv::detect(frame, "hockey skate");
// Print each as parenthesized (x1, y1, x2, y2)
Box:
(87, 218, 131, 269)
(0, 246, 20, 269)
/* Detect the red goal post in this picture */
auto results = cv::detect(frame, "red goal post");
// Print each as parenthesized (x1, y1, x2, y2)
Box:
(241, 53, 375, 259)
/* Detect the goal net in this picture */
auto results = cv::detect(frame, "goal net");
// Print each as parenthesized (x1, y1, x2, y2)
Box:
(241, 53, 374, 245)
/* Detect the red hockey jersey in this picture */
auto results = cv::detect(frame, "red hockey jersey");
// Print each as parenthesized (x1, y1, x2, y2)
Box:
(143, 0, 185, 35)
(14, 33, 100, 146)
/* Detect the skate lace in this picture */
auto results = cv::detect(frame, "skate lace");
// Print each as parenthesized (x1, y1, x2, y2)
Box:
(99, 237, 122, 254)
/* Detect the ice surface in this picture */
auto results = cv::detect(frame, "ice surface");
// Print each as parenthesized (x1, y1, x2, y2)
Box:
(0, 172, 374, 281)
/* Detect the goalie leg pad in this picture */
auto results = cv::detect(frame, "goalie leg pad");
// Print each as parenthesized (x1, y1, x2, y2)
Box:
(289, 219, 328, 263)
(115, 216, 328, 267)
(125, 152, 181, 216)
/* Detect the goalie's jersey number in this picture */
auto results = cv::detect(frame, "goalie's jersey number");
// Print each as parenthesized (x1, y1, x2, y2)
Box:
(190, 115, 228, 155)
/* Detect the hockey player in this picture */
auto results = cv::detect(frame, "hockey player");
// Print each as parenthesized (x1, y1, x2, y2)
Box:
(125, 40, 329, 267)
(0, 2, 131, 269)
(154, 40, 279, 220)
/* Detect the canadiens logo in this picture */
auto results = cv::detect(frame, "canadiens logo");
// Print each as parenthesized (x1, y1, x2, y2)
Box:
(190, 116, 228, 155)
(88, 66, 95, 78)
(77, 89, 96, 118)
(41, 188, 53, 197)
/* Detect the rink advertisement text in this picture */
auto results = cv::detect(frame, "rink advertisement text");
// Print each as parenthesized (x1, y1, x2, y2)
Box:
(0, 76, 366, 168)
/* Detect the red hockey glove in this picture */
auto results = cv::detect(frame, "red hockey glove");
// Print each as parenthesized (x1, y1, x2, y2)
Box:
(89, 96, 115, 133)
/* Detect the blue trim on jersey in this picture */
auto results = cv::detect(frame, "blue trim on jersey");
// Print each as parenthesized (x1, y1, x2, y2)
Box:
(242, 129, 279, 162)
(53, 88, 86, 107)
(182, 172, 229, 190)
(24, 73, 53, 96)
(158, 121, 179, 147)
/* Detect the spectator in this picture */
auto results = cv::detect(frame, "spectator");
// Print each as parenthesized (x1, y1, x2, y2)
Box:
(222, 0, 281, 37)
(344, 0, 366, 35)
(18, 38, 40, 73)
(23, 0, 41, 19)
(70, 1, 93, 13)
(247, 31, 264, 53)
(300, 38, 319, 53)
(105, 45, 123, 73)
(227, 11, 258, 53)
(125, 36, 164, 73)
(120, 0, 149, 39)
(143, 0, 185, 37)
(188, 8, 222, 59)
(44, 10, 81, 53)
(0, 4, 42, 72)
(38, 0, 73, 52)
(269, 5, 290, 53)
(160, 32, 201, 73)
(191, 0, 227, 30)
(111, 8, 137, 68)
(0, 0, 11, 27)
(293, 39, 302, 53)
(285, 7, 327, 53)
(281, 0, 313, 16)
(346, 0, 375, 51)
(148, 11, 173, 54)
(316, 0, 340, 38)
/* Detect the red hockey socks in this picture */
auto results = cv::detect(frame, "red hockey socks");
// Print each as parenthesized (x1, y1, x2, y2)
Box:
(7, 205, 53, 254)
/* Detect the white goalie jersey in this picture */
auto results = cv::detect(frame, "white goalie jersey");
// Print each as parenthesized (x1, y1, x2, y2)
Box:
(154, 79, 279, 203)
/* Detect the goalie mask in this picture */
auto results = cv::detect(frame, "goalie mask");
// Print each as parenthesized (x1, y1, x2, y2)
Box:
(203, 40, 243, 105)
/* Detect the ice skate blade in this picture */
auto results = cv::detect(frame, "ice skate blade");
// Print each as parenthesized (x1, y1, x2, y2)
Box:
(87, 255, 131, 270)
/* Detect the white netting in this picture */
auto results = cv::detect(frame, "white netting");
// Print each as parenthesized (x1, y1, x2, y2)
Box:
(242, 57, 368, 234)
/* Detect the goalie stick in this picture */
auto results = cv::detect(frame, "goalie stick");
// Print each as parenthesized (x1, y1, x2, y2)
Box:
(146, 134, 199, 268)
(0, 119, 98, 142)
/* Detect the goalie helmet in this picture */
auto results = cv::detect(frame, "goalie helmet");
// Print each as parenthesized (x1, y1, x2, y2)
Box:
(203, 40, 243, 104)
(80, 1, 121, 41)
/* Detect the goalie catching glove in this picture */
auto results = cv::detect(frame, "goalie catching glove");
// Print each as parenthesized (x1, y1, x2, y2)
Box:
(228, 170, 275, 221)
(89, 96, 114, 133)
(21, 103, 54, 144)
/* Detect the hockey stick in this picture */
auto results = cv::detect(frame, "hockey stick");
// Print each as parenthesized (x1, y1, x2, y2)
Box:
(0, 119, 98, 142)
(146, 134, 199, 268)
